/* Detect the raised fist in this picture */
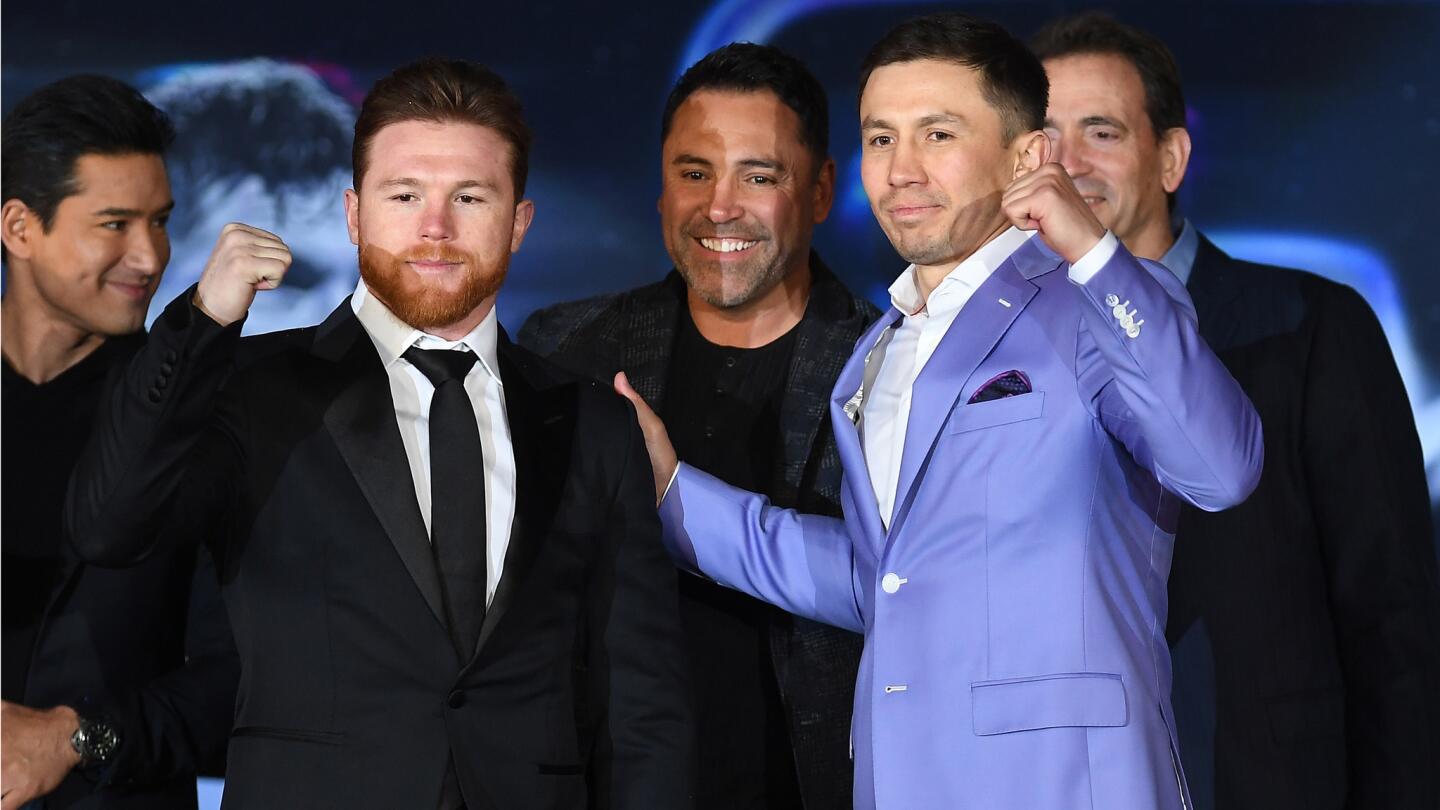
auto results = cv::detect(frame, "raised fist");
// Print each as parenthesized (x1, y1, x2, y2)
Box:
(1001, 163, 1106, 265)
(194, 223, 293, 326)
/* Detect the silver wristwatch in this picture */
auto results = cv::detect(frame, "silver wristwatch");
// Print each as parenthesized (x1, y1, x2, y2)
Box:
(70, 715, 121, 767)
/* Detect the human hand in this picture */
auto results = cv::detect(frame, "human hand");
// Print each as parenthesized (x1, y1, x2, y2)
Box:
(1, 701, 81, 810)
(194, 222, 293, 326)
(1002, 163, 1106, 264)
(613, 372, 679, 505)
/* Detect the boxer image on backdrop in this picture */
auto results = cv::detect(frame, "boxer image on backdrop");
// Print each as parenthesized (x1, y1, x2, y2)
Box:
(614, 12, 1263, 809)
(66, 59, 692, 810)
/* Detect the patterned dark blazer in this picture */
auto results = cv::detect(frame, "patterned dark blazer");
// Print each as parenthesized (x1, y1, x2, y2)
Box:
(520, 253, 881, 809)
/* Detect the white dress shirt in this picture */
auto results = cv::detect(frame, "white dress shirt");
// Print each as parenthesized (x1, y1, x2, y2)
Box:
(351, 280, 516, 605)
(862, 228, 1118, 527)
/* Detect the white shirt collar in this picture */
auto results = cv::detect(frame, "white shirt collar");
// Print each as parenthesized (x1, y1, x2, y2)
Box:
(350, 278, 503, 384)
(887, 227, 1034, 317)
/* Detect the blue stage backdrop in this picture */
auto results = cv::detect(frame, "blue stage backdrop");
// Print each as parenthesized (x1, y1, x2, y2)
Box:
(7, 0, 1439, 804)
(8, 3, 1439, 510)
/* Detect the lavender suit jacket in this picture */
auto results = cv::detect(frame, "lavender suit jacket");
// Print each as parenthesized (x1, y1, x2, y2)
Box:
(659, 236, 1263, 810)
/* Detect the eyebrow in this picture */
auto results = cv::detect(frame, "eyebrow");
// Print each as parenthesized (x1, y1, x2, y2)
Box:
(671, 154, 714, 168)
(1081, 115, 1125, 129)
(377, 177, 498, 192)
(862, 112, 968, 130)
(93, 200, 176, 218)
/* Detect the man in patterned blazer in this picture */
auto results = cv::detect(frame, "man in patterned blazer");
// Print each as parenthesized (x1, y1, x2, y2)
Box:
(520, 43, 878, 810)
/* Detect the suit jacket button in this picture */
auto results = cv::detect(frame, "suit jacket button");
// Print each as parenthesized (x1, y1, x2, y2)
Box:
(147, 387, 162, 403)
(165, 351, 179, 364)
(447, 691, 466, 709)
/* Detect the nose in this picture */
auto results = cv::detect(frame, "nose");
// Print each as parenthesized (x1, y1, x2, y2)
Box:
(706, 181, 743, 224)
(124, 225, 166, 277)
(1052, 133, 1089, 178)
(419, 199, 455, 240)
(887, 138, 927, 187)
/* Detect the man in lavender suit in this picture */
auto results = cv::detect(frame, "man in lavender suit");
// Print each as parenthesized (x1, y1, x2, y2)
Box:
(615, 12, 1262, 810)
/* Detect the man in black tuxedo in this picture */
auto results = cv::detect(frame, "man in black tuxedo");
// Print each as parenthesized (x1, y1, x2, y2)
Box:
(1033, 13, 1440, 809)
(66, 59, 692, 810)
(521, 44, 876, 810)
(2, 75, 238, 810)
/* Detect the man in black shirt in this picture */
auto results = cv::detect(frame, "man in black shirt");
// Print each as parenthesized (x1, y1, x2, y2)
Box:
(521, 44, 879, 810)
(1, 76, 238, 809)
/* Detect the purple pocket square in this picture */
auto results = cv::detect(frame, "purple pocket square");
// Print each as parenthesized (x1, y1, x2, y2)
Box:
(968, 370, 1032, 404)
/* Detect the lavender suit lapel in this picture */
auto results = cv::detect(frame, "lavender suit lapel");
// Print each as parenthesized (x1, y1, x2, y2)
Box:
(830, 307, 902, 550)
(886, 241, 1058, 542)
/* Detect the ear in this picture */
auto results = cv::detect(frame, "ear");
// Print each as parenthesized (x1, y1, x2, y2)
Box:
(510, 199, 535, 254)
(1013, 130, 1051, 178)
(1158, 127, 1192, 194)
(1, 199, 38, 261)
(343, 188, 361, 246)
(812, 157, 836, 224)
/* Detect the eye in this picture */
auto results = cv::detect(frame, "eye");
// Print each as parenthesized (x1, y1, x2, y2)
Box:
(1092, 128, 1121, 142)
(391, 193, 418, 203)
(455, 194, 482, 204)
(745, 175, 775, 186)
(153, 214, 170, 229)
(867, 134, 895, 148)
(101, 220, 128, 232)
(925, 130, 954, 142)
(680, 170, 707, 181)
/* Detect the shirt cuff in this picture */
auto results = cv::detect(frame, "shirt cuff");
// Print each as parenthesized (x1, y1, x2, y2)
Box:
(660, 462, 682, 503)
(1067, 231, 1119, 284)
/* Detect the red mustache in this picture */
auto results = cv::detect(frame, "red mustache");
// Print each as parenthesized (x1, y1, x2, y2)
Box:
(399, 245, 470, 263)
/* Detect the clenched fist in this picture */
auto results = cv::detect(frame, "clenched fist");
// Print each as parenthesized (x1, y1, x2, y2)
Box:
(194, 223, 293, 326)
(1001, 163, 1106, 265)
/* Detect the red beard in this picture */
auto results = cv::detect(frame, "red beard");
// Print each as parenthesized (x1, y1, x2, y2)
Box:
(358, 242, 506, 331)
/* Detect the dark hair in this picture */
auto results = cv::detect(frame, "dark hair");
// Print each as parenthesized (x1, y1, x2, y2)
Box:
(662, 42, 829, 162)
(859, 12, 1048, 143)
(352, 58, 531, 198)
(1030, 11, 1186, 137)
(2, 74, 175, 230)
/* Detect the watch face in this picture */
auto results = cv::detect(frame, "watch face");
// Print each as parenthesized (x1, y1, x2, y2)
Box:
(73, 717, 120, 765)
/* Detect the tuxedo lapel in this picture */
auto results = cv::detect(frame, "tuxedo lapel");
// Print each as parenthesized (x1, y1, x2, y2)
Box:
(314, 301, 447, 630)
(887, 243, 1051, 542)
(470, 337, 573, 662)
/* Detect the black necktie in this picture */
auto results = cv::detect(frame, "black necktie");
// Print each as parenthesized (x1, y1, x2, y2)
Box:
(404, 347, 488, 664)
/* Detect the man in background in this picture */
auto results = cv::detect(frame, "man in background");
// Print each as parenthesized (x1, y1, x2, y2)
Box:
(521, 43, 874, 810)
(1, 75, 238, 809)
(1033, 13, 1440, 809)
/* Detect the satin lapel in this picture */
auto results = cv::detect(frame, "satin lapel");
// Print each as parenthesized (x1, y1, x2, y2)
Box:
(829, 308, 902, 551)
(470, 338, 573, 661)
(315, 303, 446, 629)
(886, 258, 1041, 543)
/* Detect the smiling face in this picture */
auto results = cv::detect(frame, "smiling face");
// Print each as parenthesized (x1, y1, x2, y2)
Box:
(859, 59, 1030, 276)
(659, 89, 832, 309)
(1042, 52, 1188, 259)
(345, 119, 532, 334)
(2, 152, 173, 337)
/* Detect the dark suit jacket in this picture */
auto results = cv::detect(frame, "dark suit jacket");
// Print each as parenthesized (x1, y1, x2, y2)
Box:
(1166, 234, 1440, 810)
(519, 255, 880, 810)
(66, 291, 693, 810)
(3, 333, 238, 810)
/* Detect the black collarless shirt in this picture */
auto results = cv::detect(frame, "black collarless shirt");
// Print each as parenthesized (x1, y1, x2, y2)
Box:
(661, 306, 803, 809)
(2, 333, 144, 700)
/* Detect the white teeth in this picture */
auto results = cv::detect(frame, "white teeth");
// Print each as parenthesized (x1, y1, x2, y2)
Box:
(699, 237, 757, 253)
